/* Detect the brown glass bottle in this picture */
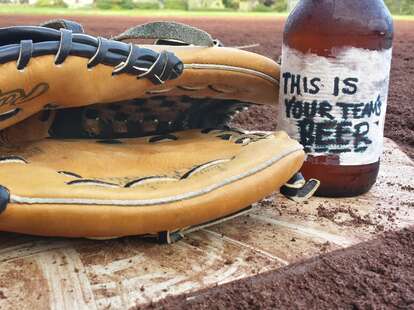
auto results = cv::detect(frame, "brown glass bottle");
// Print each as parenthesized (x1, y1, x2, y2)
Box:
(279, 0, 393, 197)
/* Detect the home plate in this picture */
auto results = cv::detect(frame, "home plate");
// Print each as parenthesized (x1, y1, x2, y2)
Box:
(0, 138, 412, 309)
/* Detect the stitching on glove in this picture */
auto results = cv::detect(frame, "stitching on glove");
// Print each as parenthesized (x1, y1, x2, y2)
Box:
(9, 147, 303, 206)
(61, 157, 233, 188)
(87, 37, 109, 69)
(54, 29, 72, 65)
(176, 85, 206, 91)
(216, 133, 232, 141)
(0, 155, 27, 164)
(0, 108, 21, 121)
(17, 40, 33, 71)
(97, 139, 123, 144)
(147, 84, 239, 96)
(208, 85, 235, 94)
(58, 171, 82, 178)
(137, 50, 165, 84)
(234, 137, 251, 144)
(146, 88, 174, 95)
(66, 179, 120, 188)
(180, 158, 232, 180)
(210, 129, 270, 146)
(183, 63, 278, 85)
(148, 134, 178, 143)
(113, 43, 147, 76)
(125, 176, 178, 188)
(57, 129, 266, 188)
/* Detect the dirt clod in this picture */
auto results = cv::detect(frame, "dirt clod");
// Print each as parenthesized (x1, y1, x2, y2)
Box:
(317, 205, 374, 227)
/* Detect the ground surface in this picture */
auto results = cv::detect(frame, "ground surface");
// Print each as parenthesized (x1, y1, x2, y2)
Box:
(149, 227, 414, 309)
(0, 15, 413, 309)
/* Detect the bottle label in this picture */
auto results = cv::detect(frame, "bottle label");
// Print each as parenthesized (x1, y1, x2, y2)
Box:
(278, 44, 392, 165)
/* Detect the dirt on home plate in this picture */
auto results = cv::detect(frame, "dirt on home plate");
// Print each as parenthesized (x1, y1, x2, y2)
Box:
(0, 15, 413, 309)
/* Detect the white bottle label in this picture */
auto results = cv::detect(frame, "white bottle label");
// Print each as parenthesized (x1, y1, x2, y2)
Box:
(278, 44, 392, 165)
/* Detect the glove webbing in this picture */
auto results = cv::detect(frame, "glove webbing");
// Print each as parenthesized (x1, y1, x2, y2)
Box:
(112, 21, 219, 47)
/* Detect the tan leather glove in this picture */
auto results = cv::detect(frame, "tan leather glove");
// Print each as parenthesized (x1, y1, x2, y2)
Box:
(0, 20, 305, 242)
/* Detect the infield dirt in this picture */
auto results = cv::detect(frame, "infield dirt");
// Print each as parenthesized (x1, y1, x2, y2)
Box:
(0, 15, 413, 309)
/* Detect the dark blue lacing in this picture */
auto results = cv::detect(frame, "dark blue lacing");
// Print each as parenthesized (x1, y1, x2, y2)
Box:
(87, 37, 109, 68)
(16, 39, 33, 70)
(55, 29, 72, 65)
(0, 22, 183, 85)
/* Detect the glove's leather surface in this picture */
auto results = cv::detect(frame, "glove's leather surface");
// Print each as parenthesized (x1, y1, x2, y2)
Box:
(0, 20, 304, 240)
(0, 130, 304, 237)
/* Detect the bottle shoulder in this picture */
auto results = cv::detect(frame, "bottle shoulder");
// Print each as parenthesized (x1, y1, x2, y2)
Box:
(284, 0, 393, 53)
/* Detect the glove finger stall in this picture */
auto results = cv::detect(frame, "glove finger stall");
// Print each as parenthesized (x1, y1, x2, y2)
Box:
(0, 26, 183, 83)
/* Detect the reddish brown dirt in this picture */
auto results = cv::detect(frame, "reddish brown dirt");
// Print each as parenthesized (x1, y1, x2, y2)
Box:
(145, 227, 414, 309)
(0, 15, 413, 308)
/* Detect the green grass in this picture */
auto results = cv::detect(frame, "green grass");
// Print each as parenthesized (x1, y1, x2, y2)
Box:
(0, 5, 288, 17)
(0, 4, 412, 20)
(392, 14, 414, 20)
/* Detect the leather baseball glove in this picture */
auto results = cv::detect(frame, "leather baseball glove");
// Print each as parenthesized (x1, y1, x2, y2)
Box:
(0, 20, 310, 243)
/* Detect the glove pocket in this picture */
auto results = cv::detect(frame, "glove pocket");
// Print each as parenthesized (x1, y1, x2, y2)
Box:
(0, 130, 303, 238)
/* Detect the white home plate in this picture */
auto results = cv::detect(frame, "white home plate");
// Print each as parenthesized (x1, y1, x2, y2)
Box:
(0, 138, 412, 309)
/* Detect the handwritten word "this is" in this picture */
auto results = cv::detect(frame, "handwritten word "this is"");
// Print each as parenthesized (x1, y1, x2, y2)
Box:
(282, 73, 359, 96)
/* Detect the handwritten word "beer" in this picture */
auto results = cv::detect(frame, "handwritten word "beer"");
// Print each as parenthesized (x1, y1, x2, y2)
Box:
(283, 95, 383, 154)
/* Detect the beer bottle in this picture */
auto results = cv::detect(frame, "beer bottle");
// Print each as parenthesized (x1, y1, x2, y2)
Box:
(278, 0, 394, 197)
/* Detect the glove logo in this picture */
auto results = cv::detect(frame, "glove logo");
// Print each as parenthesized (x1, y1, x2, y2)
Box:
(0, 83, 49, 108)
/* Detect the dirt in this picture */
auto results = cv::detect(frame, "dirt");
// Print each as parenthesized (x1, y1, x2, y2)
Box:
(316, 205, 374, 227)
(145, 227, 414, 310)
(0, 14, 413, 308)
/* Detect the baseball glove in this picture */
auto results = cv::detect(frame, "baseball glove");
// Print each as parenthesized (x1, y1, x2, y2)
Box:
(0, 20, 308, 243)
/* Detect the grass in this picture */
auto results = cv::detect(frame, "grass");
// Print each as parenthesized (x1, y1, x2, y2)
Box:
(392, 14, 414, 20)
(0, 5, 288, 18)
(0, 4, 412, 20)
